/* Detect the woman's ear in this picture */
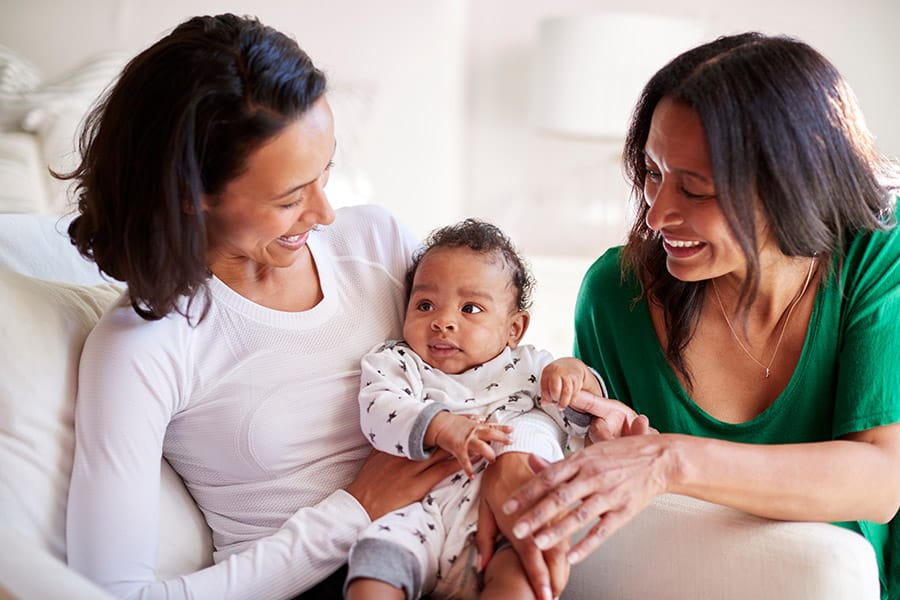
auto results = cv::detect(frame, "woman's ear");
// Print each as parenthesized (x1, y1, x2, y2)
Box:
(507, 310, 530, 348)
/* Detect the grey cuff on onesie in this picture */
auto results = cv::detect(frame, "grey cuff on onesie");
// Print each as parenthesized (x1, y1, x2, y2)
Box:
(408, 402, 452, 460)
(563, 406, 593, 430)
(345, 538, 422, 600)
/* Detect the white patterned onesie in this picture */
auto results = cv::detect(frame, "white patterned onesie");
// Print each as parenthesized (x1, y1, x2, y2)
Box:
(348, 342, 594, 599)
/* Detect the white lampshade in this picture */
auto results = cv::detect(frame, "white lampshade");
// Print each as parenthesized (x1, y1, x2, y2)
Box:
(534, 13, 705, 139)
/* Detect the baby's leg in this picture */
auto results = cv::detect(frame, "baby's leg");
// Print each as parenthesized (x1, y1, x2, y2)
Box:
(345, 576, 405, 600)
(345, 537, 422, 600)
(480, 546, 537, 600)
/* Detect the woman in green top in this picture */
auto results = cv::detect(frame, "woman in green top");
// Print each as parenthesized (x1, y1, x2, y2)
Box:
(501, 32, 900, 597)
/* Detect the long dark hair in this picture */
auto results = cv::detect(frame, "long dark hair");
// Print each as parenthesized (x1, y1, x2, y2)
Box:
(62, 14, 327, 321)
(621, 32, 898, 382)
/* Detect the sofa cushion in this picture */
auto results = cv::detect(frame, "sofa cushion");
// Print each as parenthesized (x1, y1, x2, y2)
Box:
(0, 268, 122, 559)
(0, 132, 48, 213)
(0, 213, 107, 285)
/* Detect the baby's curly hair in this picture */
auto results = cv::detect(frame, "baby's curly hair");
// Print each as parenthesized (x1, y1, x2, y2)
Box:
(406, 219, 535, 311)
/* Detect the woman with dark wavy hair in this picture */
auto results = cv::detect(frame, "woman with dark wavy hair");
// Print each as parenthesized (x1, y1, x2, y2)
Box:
(504, 32, 900, 598)
(62, 14, 470, 599)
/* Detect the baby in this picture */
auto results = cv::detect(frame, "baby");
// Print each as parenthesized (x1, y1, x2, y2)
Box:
(344, 219, 604, 599)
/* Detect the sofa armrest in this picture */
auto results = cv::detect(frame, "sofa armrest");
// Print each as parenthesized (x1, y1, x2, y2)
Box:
(0, 525, 113, 600)
(564, 493, 879, 600)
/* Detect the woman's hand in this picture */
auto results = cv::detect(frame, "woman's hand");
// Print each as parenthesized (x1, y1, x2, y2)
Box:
(566, 391, 658, 442)
(346, 448, 459, 520)
(475, 452, 570, 600)
(502, 435, 673, 564)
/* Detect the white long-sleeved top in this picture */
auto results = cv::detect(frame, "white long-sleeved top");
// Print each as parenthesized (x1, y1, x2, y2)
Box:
(359, 342, 580, 466)
(66, 205, 418, 600)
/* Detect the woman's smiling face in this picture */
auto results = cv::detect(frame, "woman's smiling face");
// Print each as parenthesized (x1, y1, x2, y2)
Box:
(642, 97, 747, 282)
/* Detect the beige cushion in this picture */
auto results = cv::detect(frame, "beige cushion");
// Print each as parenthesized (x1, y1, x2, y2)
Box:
(0, 268, 122, 558)
(564, 493, 880, 600)
(0, 132, 47, 213)
(0, 212, 214, 578)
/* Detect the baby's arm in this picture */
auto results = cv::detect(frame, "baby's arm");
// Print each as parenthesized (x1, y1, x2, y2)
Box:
(424, 412, 512, 479)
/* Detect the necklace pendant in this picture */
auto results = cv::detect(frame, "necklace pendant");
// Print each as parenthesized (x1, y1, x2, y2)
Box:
(765, 368, 770, 379)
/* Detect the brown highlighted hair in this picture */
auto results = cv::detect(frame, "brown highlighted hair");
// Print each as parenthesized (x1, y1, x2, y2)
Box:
(63, 14, 327, 321)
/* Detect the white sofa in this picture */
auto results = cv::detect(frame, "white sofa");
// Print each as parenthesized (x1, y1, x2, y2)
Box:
(0, 217, 883, 600)
(0, 48, 881, 600)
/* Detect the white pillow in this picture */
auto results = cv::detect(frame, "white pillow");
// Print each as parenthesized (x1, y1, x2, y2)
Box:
(0, 213, 106, 285)
(0, 45, 42, 131)
(0, 212, 214, 577)
(0, 269, 214, 575)
(20, 53, 128, 214)
(0, 132, 48, 213)
(0, 268, 122, 559)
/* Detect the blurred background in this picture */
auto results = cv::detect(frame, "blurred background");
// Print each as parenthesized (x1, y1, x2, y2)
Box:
(2, 0, 898, 356)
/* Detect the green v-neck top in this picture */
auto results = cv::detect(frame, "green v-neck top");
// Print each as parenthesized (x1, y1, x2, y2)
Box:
(573, 224, 900, 598)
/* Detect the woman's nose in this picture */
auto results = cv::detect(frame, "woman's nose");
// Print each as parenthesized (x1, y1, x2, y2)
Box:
(301, 181, 336, 226)
(644, 182, 682, 232)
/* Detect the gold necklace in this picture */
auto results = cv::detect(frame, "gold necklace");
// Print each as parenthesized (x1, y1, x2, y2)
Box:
(711, 258, 816, 379)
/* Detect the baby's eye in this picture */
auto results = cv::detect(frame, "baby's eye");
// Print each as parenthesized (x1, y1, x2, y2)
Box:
(644, 167, 662, 183)
(416, 301, 433, 312)
(461, 304, 482, 314)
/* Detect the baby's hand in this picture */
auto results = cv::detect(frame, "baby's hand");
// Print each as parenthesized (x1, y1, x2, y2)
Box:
(429, 412, 513, 479)
(540, 357, 598, 409)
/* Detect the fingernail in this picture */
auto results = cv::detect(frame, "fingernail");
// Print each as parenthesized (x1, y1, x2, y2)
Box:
(542, 585, 553, 600)
(568, 550, 581, 564)
(534, 534, 550, 549)
(512, 522, 529, 539)
(502, 499, 518, 515)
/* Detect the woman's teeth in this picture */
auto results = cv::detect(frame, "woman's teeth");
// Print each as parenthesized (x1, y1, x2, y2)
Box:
(667, 239, 702, 248)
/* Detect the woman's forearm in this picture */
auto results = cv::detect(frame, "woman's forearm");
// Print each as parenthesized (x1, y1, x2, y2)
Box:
(666, 427, 900, 523)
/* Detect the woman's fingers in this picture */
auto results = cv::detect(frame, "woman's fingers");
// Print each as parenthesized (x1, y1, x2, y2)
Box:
(532, 491, 609, 550)
(502, 454, 576, 515)
(570, 391, 638, 422)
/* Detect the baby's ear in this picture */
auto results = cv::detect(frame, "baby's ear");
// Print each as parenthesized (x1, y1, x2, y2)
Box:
(507, 310, 530, 348)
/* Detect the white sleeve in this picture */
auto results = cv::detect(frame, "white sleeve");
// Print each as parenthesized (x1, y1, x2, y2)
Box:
(66, 310, 370, 600)
(358, 344, 447, 460)
(495, 409, 567, 463)
(491, 347, 567, 463)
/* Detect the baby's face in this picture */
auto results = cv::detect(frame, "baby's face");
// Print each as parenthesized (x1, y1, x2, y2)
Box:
(403, 247, 526, 374)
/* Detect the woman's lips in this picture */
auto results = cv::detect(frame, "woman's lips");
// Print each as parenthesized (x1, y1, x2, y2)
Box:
(276, 230, 310, 250)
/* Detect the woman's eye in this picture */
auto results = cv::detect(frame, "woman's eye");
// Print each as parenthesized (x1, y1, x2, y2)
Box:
(461, 304, 482, 314)
(280, 198, 301, 210)
(681, 187, 716, 200)
(417, 301, 433, 312)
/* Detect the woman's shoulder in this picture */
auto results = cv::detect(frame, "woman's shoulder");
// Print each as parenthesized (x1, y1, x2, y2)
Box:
(85, 298, 197, 359)
(841, 219, 900, 288)
(579, 246, 631, 296)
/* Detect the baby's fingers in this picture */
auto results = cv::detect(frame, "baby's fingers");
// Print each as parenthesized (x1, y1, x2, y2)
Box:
(476, 423, 513, 445)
